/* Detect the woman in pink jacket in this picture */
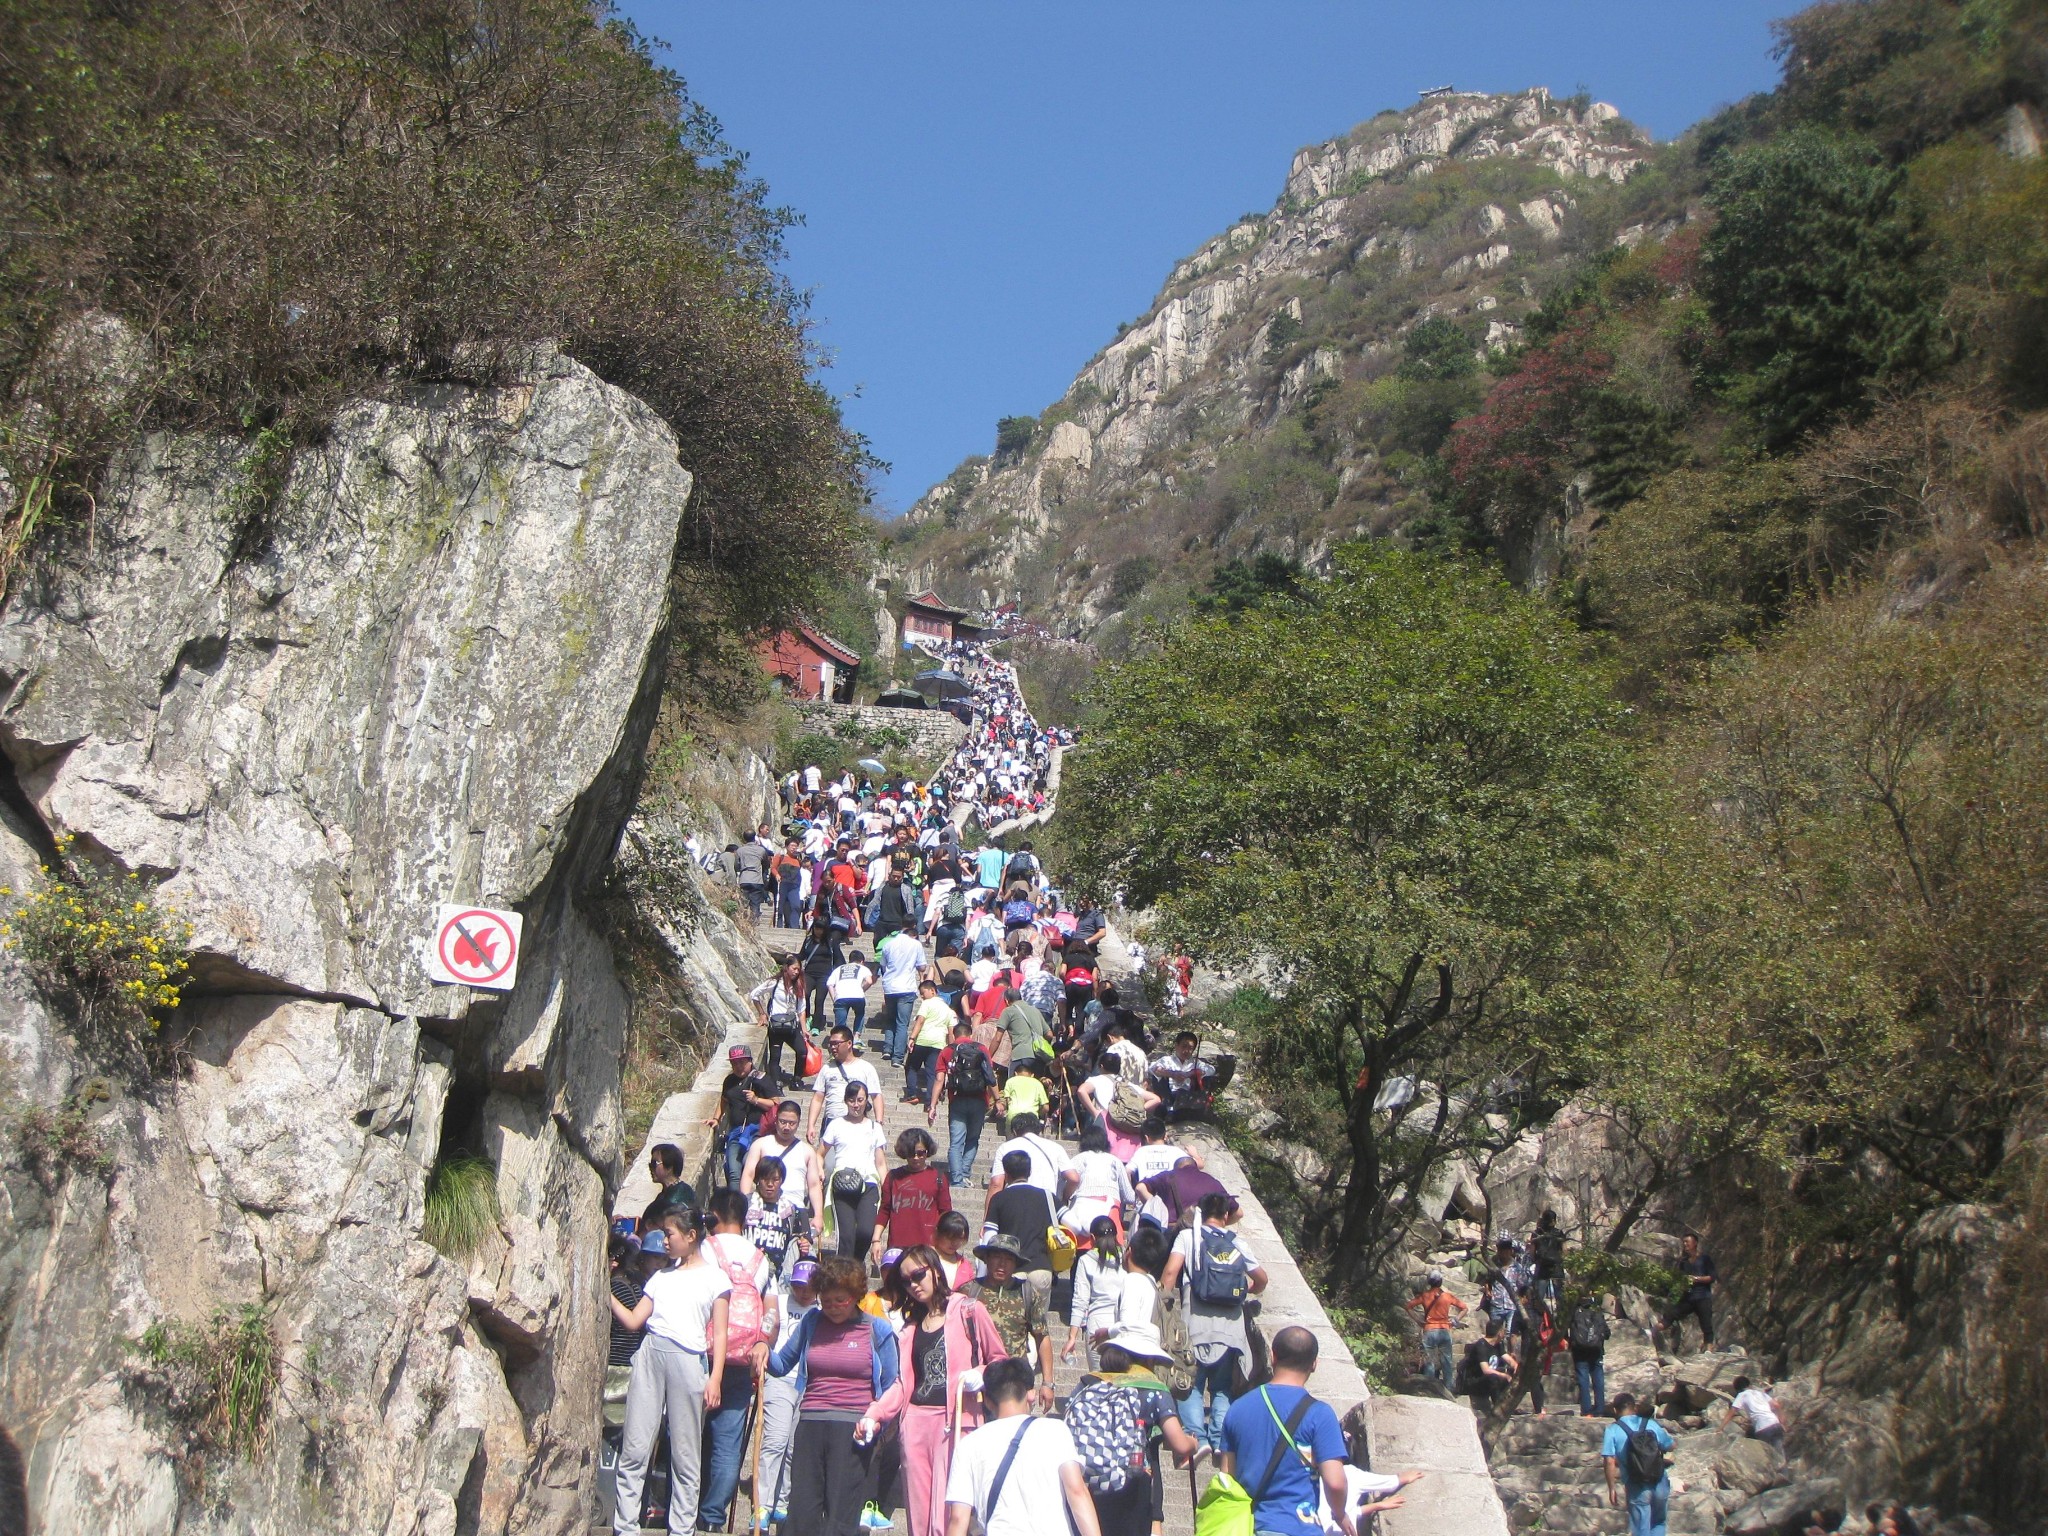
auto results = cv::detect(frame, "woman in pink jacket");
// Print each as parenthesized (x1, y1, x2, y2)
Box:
(857, 1243, 1007, 1536)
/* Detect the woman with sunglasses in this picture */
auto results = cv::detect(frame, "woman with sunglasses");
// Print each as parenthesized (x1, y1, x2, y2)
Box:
(861, 1244, 1008, 1536)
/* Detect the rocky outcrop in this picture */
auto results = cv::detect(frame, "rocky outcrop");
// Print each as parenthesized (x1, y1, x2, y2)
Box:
(893, 87, 1655, 631)
(0, 350, 694, 1534)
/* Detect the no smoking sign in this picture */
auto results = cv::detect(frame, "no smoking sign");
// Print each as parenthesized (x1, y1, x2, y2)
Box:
(426, 905, 524, 991)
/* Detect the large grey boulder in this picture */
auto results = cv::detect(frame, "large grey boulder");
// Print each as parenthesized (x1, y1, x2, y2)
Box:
(0, 352, 697, 1536)
(0, 346, 684, 1017)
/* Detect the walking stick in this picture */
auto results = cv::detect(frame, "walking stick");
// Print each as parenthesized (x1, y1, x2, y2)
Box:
(733, 1369, 767, 1535)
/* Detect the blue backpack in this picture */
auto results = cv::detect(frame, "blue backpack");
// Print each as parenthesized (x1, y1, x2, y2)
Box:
(1189, 1224, 1250, 1307)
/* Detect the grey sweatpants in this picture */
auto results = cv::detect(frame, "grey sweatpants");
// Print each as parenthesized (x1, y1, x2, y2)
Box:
(615, 1334, 708, 1536)
(757, 1371, 803, 1518)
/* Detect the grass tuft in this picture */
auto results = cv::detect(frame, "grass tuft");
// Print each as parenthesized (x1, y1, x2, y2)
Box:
(423, 1154, 501, 1260)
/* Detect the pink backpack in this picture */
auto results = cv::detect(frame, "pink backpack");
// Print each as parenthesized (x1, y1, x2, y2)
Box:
(706, 1234, 770, 1355)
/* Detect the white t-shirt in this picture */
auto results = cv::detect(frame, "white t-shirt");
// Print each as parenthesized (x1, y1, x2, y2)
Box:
(1113, 1269, 1157, 1332)
(992, 1134, 1069, 1197)
(1068, 1149, 1133, 1206)
(879, 932, 926, 994)
(1732, 1387, 1780, 1434)
(946, 1416, 1080, 1536)
(829, 962, 875, 1002)
(1127, 1144, 1185, 1189)
(821, 1115, 888, 1186)
(641, 1261, 733, 1351)
(817, 1058, 883, 1122)
(968, 958, 1001, 993)
(1318, 1465, 1406, 1536)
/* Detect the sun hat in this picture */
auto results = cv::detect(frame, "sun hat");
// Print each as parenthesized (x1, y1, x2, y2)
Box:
(1102, 1322, 1173, 1362)
(974, 1233, 1025, 1263)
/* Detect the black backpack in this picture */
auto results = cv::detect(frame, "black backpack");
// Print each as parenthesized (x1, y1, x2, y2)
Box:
(1453, 1348, 1480, 1395)
(1621, 1416, 1668, 1485)
(1569, 1305, 1609, 1352)
(1535, 1227, 1566, 1272)
(947, 1040, 993, 1098)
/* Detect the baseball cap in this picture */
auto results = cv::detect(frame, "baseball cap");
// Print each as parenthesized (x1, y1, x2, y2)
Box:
(728, 1045, 753, 1062)
(639, 1230, 668, 1255)
(789, 1259, 819, 1285)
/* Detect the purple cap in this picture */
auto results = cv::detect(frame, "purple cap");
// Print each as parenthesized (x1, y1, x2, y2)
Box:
(881, 1248, 903, 1268)
(789, 1259, 819, 1285)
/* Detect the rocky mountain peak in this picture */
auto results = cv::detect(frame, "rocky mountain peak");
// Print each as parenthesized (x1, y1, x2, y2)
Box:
(892, 87, 1658, 634)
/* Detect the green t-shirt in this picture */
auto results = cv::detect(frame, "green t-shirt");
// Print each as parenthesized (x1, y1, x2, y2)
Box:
(1002, 1074, 1051, 1120)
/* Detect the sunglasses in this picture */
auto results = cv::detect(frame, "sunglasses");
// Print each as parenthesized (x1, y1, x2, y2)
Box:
(900, 1268, 932, 1285)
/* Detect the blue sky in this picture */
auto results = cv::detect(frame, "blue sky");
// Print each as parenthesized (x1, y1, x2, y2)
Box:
(617, 3, 1795, 514)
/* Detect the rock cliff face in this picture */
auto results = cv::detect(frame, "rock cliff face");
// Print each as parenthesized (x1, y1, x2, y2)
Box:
(890, 88, 1655, 634)
(0, 350, 714, 1534)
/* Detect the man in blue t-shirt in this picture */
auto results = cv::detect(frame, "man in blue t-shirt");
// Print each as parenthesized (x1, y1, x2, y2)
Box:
(1218, 1327, 1356, 1536)
(1600, 1393, 1676, 1536)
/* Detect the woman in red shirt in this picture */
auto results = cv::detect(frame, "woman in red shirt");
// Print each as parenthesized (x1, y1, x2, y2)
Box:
(875, 1128, 952, 1258)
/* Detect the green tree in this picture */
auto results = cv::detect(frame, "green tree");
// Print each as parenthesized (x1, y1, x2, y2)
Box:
(1193, 552, 1305, 615)
(1398, 316, 1478, 381)
(1062, 546, 1632, 1281)
(994, 415, 1038, 460)
(1699, 127, 1944, 448)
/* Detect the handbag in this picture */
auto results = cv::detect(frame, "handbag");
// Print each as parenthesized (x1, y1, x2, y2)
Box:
(1192, 1389, 1316, 1536)
(1046, 1223, 1079, 1275)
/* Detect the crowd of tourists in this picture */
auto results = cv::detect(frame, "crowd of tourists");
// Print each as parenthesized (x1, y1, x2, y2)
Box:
(602, 820, 1426, 1536)
(924, 646, 1069, 832)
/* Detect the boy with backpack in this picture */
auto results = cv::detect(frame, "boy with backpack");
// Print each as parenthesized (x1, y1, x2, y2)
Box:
(1065, 1330, 1204, 1536)
(927, 1019, 998, 1188)
(1601, 1394, 1675, 1536)
(1157, 1192, 1269, 1451)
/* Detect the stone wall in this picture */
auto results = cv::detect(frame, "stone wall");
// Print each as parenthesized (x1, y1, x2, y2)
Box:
(792, 702, 966, 772)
